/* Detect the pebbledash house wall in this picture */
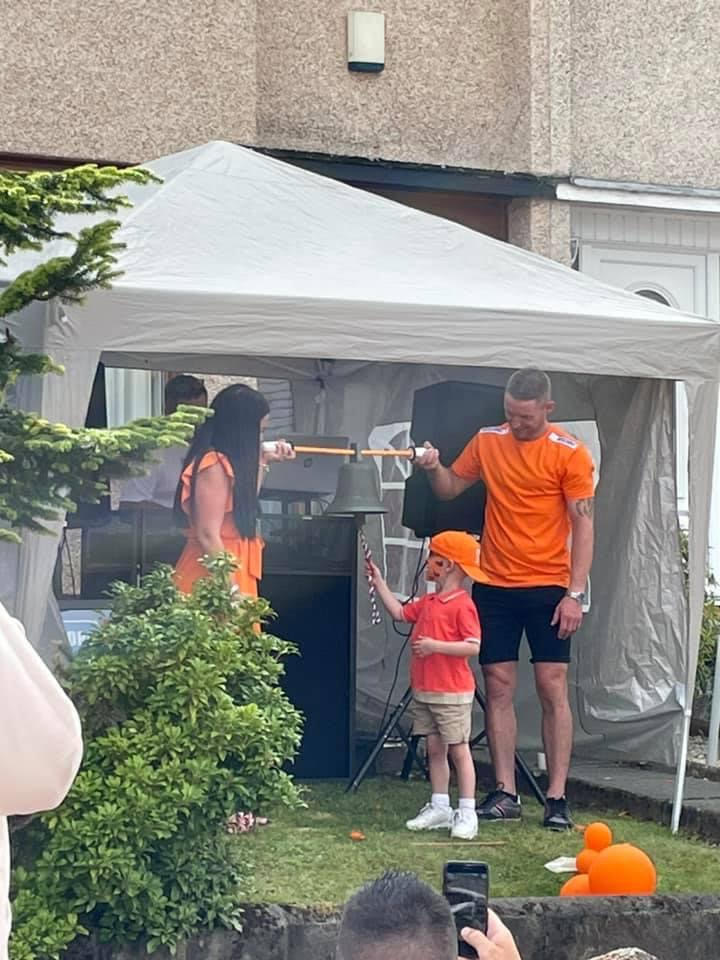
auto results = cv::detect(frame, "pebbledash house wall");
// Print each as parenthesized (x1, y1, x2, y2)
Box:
(2, 0, 720, 259)
(1, 0, 529, 171)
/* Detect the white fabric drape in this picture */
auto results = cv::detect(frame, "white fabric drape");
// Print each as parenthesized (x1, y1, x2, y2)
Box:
(105, 368, 162, 426)
(575, 376, 685, 760)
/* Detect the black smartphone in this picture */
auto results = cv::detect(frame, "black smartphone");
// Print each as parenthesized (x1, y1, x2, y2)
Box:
(443, 860, 489, 957)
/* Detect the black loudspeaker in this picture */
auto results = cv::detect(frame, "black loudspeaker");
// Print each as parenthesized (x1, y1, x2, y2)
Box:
(262, 573, 354, 778)
(259, 515, 356, 779)
(402, 381, 506, 538)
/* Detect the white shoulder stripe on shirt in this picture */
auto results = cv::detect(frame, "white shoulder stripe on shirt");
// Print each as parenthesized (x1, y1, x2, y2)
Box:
(548, 430, 578, 449)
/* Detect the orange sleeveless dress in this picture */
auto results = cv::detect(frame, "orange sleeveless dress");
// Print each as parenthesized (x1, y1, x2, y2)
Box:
(174, 451, 263, 598)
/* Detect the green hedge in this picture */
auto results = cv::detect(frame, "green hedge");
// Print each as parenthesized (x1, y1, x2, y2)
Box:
(10, 556, 303, 959)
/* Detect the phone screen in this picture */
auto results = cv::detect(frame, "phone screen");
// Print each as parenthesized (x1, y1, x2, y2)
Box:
(443, 860, 489, 956)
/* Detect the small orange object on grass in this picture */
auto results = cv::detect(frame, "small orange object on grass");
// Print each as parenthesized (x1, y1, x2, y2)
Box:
(575, 848, 600, 874)
(349, 830, 366, 842)
(560, 874, 592, 896)
(588, 843, 657, 895)
(584, 821, 613, 852)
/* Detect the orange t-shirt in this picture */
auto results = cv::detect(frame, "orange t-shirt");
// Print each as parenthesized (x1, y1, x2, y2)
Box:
(402, 590, 481, 703)
(452, 425, 594, 588)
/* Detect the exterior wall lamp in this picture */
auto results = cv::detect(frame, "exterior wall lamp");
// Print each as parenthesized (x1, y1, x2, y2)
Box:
(347, 11, 385, 73)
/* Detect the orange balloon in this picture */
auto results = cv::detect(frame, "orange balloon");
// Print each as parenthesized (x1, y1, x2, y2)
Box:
(576, 848, 600, 874)
(589, 843, 657, 896)
(560, 874, 592, 897)
(584, 821, 613, 852)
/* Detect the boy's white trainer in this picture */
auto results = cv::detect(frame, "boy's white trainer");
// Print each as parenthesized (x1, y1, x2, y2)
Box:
(406, 802, 453, 831)
(450, 807, 479, 840)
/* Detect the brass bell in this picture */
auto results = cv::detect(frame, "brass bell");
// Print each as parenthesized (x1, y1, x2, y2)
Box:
(327, 461, 387, 517)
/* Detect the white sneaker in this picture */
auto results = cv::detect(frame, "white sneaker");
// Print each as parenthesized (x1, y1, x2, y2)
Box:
(451, 808, 479, 840)
(406, 802, 453, 831)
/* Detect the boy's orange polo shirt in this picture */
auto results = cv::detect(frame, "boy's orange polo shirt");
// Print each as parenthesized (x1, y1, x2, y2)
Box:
(402, 590, 481, 704)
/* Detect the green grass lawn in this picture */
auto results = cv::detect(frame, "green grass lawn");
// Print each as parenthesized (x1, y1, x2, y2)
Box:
(243, 778, 720, 908)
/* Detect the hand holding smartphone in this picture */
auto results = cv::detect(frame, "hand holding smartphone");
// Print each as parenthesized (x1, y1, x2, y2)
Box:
(443, 860, 489, 958)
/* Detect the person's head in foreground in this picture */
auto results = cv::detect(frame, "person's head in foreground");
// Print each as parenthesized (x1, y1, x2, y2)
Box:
(504, 366, 554, 442)
(164, 374, 208, 414)
(425, 530, 488, 590)
(336, 870, 456, 960)
(336, 870, 522, 960)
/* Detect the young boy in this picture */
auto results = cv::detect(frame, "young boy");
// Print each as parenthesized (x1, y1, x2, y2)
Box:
(369, 530, 486, 840)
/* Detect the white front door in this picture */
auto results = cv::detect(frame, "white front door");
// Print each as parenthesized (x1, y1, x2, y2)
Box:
(580, 244, 713, 565)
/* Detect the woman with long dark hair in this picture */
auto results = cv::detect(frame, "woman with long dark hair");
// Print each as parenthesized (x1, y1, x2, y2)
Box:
(174, 383, 294, 597)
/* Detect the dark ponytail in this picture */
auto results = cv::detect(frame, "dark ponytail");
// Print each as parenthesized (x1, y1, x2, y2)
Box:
(175, 384, 270, 539)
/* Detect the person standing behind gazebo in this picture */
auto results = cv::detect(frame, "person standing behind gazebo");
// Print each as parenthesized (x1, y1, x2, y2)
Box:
(118, 374, 208, 513)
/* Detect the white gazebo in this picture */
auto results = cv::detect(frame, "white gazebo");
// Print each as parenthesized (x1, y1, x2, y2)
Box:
(3, 141, 719, 830)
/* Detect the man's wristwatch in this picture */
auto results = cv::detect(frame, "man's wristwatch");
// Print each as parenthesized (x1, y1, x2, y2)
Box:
(566, 590, 585, 605)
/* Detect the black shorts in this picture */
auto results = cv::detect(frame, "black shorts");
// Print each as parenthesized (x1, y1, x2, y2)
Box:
(472, 584, 570, 665)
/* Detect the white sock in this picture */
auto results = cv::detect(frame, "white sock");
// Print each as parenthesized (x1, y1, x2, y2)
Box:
(458, 797, 476, 811)
(431, 793, 451, 810)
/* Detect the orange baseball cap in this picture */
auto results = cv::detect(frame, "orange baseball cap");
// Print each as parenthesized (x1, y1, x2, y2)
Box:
(429, 531, 489, 583)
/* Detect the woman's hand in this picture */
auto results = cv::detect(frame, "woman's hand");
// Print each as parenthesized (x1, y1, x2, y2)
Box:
(263, 440, 296, 463)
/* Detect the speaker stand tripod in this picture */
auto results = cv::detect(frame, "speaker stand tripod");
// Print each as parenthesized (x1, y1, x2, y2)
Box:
(346, 686, 546, 807)
(346, 687, 426, 793)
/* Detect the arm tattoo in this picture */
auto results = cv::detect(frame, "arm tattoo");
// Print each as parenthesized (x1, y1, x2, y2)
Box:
(575, 497, 594, 518)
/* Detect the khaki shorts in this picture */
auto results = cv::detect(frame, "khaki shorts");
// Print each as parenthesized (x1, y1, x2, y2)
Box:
(410, 698, 472, 744)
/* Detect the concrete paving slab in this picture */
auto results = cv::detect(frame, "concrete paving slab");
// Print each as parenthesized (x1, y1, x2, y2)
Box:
(570, 761, 720, 802)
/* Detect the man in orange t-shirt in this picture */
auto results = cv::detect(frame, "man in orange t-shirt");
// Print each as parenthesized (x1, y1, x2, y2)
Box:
(416, 367, 595, 830)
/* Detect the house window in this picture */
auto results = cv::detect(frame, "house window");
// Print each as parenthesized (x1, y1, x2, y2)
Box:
(636, 289, 671, 306)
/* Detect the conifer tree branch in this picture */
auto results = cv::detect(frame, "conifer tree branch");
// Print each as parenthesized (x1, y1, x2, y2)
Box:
(0, 164, 206, 542)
